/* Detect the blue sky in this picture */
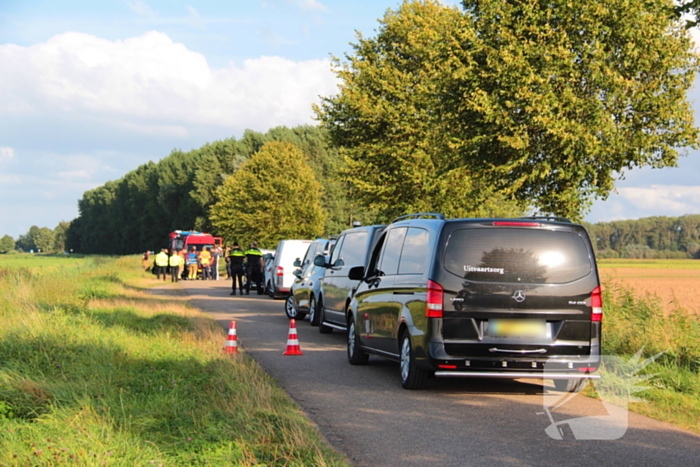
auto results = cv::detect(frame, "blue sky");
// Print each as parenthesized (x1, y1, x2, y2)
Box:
(1, 0, 699, 239)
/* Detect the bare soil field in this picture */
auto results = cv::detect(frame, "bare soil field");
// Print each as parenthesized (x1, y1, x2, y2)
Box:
(599, 261, 700, 315)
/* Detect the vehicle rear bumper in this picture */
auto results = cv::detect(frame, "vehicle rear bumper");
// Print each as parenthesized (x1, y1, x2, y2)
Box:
(433, 371, 599, 380)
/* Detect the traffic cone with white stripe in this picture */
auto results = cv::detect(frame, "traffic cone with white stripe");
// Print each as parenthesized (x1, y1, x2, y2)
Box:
(225, 320, 239, 354)
(283, 319, 303, 355)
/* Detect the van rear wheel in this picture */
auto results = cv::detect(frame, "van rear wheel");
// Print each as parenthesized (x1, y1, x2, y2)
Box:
(400, 330, 429, 389)
(347, 317, 369, 365)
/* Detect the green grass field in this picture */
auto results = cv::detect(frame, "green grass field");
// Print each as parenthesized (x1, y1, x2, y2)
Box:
(0, 254, 349, 466)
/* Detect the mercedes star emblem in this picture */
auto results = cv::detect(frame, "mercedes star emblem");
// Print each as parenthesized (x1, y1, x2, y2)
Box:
(512, 290, 526, 303)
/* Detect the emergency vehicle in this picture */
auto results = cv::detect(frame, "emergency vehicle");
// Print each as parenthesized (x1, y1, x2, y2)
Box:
(169, 231, 222, 252)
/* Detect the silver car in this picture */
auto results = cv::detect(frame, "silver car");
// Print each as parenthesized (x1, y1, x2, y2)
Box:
(285, 238, 335, 325)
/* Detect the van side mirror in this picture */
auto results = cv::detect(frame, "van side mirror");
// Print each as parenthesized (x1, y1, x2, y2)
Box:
(293, 258, 301, 267)
(349, 266, 365, 281)
(313, 255, 326, 267)
(293, 269, 302, 279)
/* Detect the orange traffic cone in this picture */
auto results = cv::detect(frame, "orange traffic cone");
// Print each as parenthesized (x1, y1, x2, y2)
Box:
(283, 319, 303, 355)
(225, 320, 238, 354)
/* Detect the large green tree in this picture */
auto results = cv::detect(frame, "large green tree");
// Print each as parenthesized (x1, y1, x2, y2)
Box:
(210, 141, 326, 248)
(316, 0, 525, 222)
(317, 0, 699, 221)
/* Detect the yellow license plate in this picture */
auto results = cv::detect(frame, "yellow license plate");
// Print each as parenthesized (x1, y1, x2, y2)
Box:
(489, 319, 546, 338)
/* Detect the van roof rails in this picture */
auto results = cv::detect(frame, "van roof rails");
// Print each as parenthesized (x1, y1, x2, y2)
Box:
(392, 213, 445, 223)
(520, 216, 572, 223)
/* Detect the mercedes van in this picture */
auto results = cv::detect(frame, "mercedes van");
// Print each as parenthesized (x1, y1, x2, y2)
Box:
(346, 214, 602, 390)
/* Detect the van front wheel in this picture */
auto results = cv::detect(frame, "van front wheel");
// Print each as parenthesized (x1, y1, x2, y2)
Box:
(285, 295, 305, 320)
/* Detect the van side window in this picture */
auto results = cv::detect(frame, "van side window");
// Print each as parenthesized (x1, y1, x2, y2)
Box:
(337, 231, 369, 267)
(378, 227, 407, 276)
(330, 235, 345, 265)
(398, 228, 430, 275)
(365, 232, 386, 278)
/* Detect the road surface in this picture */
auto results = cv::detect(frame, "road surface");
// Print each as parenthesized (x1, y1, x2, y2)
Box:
(172, 279, 700, 467)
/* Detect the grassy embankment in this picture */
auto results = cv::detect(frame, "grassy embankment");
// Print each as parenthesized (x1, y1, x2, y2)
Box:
(594, 259, 700, 433)
(0, 254, 349, 466)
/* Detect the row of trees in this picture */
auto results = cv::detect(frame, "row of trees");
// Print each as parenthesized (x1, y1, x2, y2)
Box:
(0, 222, 70, 254)
(65, 126, 359, 253)
(585, 215, 700, 259)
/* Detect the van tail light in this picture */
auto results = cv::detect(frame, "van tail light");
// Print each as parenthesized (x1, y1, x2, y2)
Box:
(591, 286, 603, 322)
(276, 266, 284, 276)
(426, 280, 444, 318)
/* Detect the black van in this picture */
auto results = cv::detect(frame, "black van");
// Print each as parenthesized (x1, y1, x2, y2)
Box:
(346, 214, 602, 390)
(313, 224, 386, 333)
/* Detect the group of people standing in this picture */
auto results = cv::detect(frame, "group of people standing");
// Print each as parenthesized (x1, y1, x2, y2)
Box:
(143, 241, 264, 294)
(146, 246, 224, 282)
(226, 241, 264, 295)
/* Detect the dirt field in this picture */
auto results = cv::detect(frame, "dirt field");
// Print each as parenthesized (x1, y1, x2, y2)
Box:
(599, 261, 700, 315)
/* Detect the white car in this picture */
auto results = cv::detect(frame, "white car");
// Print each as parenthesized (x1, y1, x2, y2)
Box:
(266, 240, 312, 299)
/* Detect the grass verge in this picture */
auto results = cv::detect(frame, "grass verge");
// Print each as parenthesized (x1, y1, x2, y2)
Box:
(0, 254, 349, 466)
(585, 280, 700, 433)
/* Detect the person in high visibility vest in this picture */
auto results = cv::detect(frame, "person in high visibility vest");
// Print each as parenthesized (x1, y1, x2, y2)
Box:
(228, 242, 246, 295)
(154, 248, 169, 281)
(186, 247, 198, 280)
(244, 241, 264, 295)
(169, 249, 184, 283)
(199, 247, 213, 280)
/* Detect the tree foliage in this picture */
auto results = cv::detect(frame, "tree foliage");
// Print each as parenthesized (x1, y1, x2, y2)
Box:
(210, 141, 326, 249)
(316, 0, 699, 221)
(0, 235, 14, 253)
(316, 1, 526, 222)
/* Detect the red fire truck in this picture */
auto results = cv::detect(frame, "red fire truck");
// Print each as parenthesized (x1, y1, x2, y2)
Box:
(169, 231, 222, 253)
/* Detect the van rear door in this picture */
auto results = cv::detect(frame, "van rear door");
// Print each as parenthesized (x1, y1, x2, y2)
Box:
(438, 222, 600, 360)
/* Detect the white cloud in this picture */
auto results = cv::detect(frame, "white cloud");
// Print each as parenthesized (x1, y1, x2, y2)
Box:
(0, 31, 339, 135)
(0, 147, 15, 162)
(617, 185, 700, 215)
(285, 0, 328, 12)
(125, 1, 156, 17)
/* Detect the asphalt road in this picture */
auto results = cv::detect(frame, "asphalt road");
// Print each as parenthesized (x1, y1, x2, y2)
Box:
(175, 279, 700, 467)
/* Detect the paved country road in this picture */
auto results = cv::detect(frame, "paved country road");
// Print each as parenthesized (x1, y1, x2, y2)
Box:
(173, 279, 700, 467)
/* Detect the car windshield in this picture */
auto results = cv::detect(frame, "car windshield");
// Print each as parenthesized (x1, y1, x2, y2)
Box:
(444, 228, 592, 284)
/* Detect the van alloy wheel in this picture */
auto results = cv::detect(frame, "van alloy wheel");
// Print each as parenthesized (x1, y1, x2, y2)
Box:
(309, 295, 318, 326)
(285, 294, 301, 320)
(400, 331, 428, 389)
(347, 317, 369, 365)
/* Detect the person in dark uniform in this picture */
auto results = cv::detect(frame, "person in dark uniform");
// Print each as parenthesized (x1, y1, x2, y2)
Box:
(228, 242, 246, 295)
(244, 241, 264, 295)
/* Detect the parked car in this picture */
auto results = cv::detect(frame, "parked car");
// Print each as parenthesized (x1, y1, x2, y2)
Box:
(285, 238, 336, 324)
(266, 240, 313, 299)
(313, 224, 386, 333)
(346, 213, 602, 390)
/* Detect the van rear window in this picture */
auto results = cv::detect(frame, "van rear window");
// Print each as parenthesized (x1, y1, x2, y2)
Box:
(444, 228, 592, 284)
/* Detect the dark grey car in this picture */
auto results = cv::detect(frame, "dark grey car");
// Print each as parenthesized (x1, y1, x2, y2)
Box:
(347, 214, 602, 390)
(313, 224, 386, 333)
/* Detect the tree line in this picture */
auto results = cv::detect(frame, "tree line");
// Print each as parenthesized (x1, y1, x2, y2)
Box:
(584, 215, 700, 259)
(2, 0, 699, 255)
